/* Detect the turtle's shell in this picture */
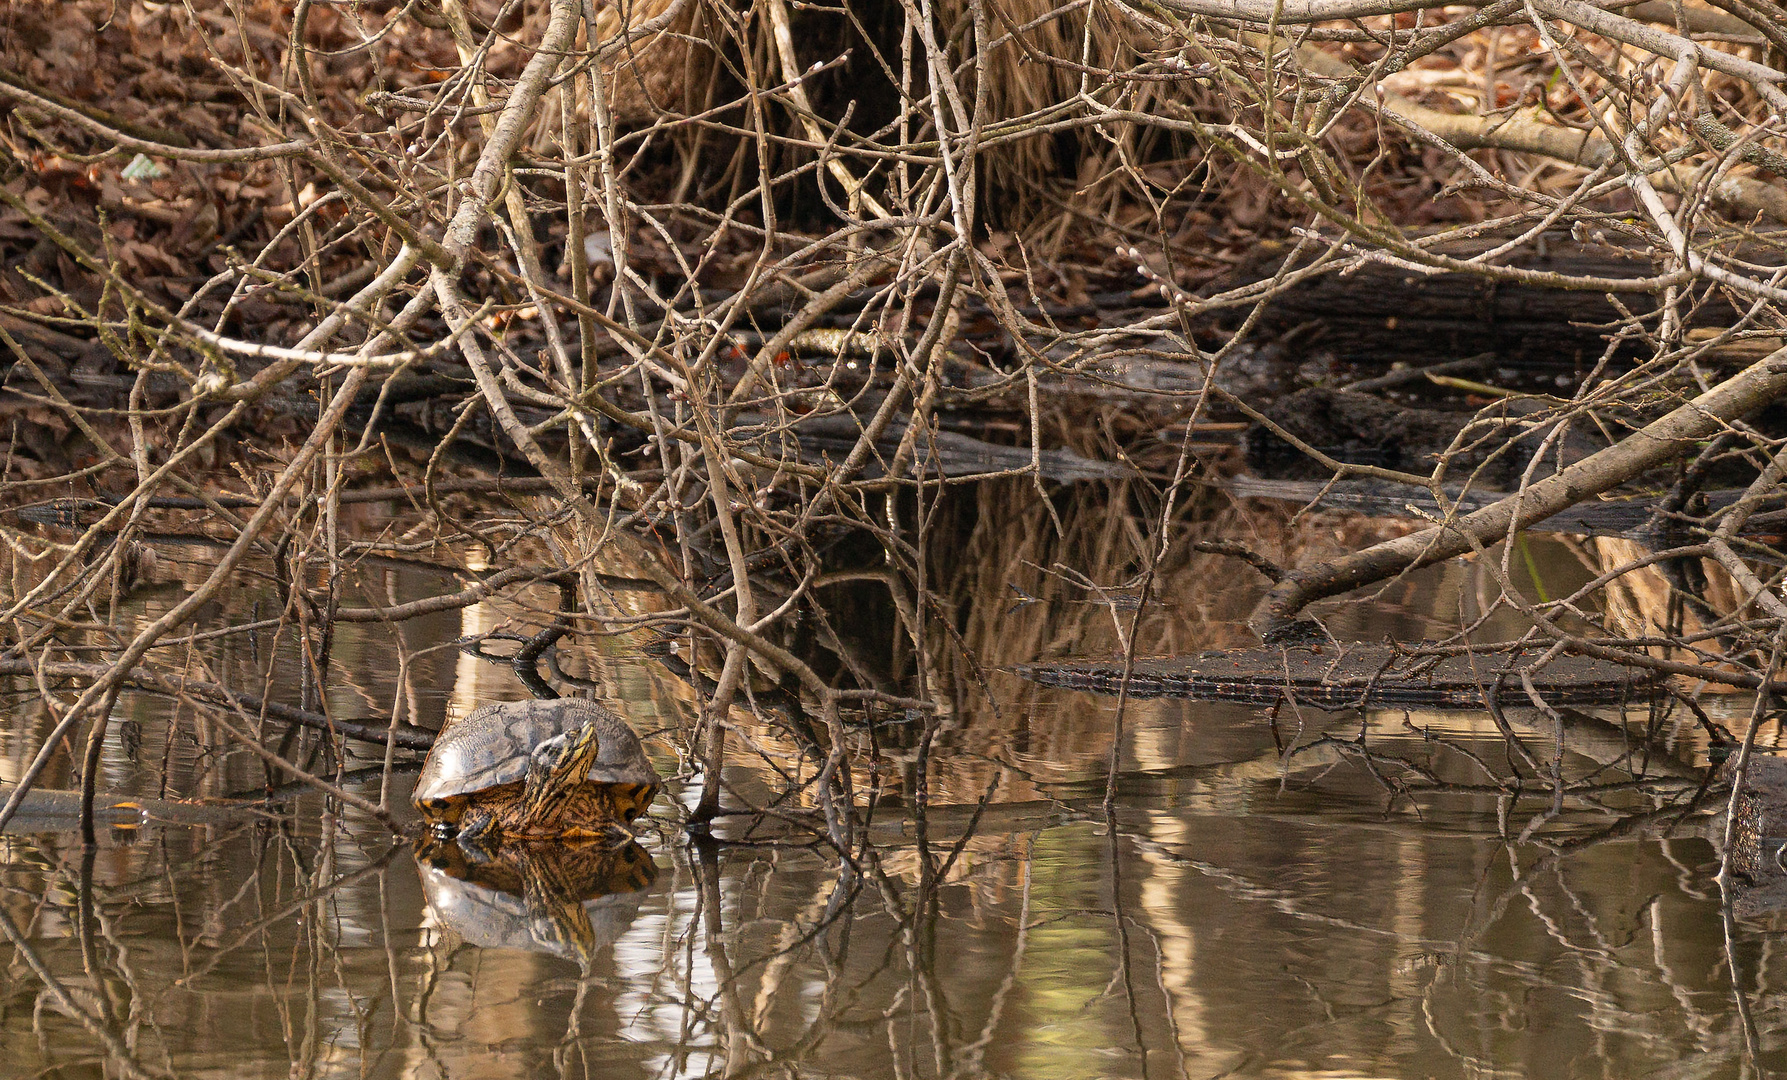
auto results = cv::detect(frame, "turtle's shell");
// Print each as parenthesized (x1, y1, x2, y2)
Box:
(414, 699, 660, 824)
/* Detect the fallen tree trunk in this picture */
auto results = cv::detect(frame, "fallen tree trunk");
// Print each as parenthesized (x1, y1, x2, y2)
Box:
(0, 660, 436, 750)
(1013, 645, 1659, 708)
(1247, 346, 1787, 638)
(1228, 234, 1746, 365)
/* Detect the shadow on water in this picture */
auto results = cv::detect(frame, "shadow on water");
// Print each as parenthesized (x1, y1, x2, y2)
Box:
(1, 477, 1785, 1077)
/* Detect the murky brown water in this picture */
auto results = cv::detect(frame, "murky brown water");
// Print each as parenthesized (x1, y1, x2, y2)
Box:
(1, 481, 1781, 1078)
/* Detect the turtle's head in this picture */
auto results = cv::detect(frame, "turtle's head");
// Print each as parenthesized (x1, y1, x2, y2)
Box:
(522, 722, 605, 821)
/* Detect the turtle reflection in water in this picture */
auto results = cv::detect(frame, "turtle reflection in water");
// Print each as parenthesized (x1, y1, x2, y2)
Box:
(414, 699, 661, 845)
(415, 836, 658, 965)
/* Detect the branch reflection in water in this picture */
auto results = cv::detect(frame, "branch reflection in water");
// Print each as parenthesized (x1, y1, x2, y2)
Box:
(0, 776, 1778, 1078)
(0, 479, 1782, 1076)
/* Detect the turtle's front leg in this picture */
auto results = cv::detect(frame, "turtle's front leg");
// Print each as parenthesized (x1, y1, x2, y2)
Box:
(455, 808, 507, 863)
(456, 807, 498, 844)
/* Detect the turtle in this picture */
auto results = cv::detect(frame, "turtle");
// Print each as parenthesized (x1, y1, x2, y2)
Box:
(413, 699, 661, 844)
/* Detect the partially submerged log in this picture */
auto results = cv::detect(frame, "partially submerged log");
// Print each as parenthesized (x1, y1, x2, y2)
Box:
(1231, 233, 1744, 364)
(1013, 645, 1661, 709)
(1728, 756, 1787, 878)
(1226, 478, 1787, 541)
(1722, 756, 1787, 916)
(0, 786, 282, 831)
(783, 412, 1131, 483)
(1242, 388, 1625, 485)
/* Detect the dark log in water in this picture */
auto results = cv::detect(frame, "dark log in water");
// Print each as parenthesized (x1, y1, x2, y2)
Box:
(0, 786, 279, 830)
(1724, 756, 1787, 916)
(1226, 477, 1787, 541)
(1013, 645, 1661, 709)
(1729, 756, 1787, 877)
(782, 411, 1131, 482)
(1230, 232, 1743, 364)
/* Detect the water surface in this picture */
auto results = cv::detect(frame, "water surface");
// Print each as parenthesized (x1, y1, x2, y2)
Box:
(0, 487, 1777, 1079)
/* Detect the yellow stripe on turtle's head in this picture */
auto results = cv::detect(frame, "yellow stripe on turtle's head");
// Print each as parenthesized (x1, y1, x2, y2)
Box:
(521, 721, 606, 824)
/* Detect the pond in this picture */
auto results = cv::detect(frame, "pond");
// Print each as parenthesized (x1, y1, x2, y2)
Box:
(0, 478, 1779, 1079)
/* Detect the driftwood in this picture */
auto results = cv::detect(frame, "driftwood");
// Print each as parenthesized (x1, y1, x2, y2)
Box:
(1012, 645, 1659, 709)
(783, 412, 1131, 483)
(1727, 756, 1787, 880)
(1231, 233, 1743, 363)
(1242, 388, 1626, 485)
(1226, 478, 1787, 541)
(1722, 756, 1787, 916)
(0, 787, 270, 830)
(1249, 347, 1787, 638)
